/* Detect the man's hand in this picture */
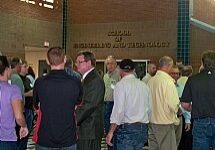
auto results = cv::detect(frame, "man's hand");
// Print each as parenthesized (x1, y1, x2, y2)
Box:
(19, 127, 29, 139)
(185, 123, 191, 132)
(106, 132, 113, 146)
(106, 123, 118, 146)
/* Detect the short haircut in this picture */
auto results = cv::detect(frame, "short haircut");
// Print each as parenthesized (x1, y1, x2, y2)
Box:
(10, 57, 21, 69)
(159, 56, 173, 68)
(202, 50, 215, 70)
(77, 50, 96, 67)
(171, 65, 179, 70)
(21, 60, 28, 65)
(147, 63, 156, 70)
(47, 47, 65, 66)
(0, 56, 10, 75)
(182, 65, 193, 76)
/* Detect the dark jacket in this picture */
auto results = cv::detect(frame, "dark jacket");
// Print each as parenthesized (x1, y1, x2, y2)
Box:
(76, 69, 105, 139)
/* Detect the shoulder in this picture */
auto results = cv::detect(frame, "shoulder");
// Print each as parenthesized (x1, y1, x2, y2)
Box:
(11, 73, 21, 81)
(86, 70, 104, 85)
(34, 76, 46, 87)
(7, 84, 22, 96)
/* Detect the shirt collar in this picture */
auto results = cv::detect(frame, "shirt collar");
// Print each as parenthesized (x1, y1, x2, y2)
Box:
(121, 74, 135, 80)
(82, 67, 94, 80)
(157, 70, 175, 82)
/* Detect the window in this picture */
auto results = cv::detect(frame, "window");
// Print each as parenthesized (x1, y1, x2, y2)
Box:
(20, 0, 55, 9)
(20, 0, 36, 5)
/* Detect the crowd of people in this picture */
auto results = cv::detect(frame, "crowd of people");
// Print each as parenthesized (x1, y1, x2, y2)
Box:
(0, 47, 215, 150)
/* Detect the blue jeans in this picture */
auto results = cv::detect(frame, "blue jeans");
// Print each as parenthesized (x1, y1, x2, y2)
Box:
(104, 101, 114, 150)
(104, 101, 114, 134)
(193, 117, 215, 150)
(36, 144, 76, 150)
(0, 141, 17, 150)
(115, 123, 148, 150)
(25, 109, 34, 132)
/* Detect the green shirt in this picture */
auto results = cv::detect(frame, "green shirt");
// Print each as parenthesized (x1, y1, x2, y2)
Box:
(11, 72, 25, 102)
(103, 69, 121, 102)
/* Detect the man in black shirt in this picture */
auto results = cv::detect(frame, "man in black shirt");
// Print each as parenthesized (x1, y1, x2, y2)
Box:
(19, 60, 34, 150)
(33, 47, 83, 149)
(181, 50, 215, 150)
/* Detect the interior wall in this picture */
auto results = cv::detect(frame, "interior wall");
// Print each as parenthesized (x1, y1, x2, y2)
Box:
(67, 0, 178, 65)
(190, 0, 215, 73)
(0, 0, 62, 57)
(193, 0, 215, 26)
(25, 46, 48, 78)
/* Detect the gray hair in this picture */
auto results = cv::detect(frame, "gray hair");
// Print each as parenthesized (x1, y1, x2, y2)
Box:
(159, 56, 173, 68)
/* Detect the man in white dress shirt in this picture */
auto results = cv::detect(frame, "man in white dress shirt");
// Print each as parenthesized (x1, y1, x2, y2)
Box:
(106, 59, 151, 150)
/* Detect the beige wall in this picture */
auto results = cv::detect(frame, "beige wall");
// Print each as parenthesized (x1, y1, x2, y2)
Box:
(25, 46, 48, 78)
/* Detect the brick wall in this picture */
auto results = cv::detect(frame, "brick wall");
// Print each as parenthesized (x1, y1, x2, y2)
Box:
(68, 0, 176, 24)
(190, 0, 215, 73)
(190, 26, 215, 73)
(193, 0, 215, 26)
(0, 0, 62, 57)
(67, 0, 177, 65)
(0, 0, 62, 22)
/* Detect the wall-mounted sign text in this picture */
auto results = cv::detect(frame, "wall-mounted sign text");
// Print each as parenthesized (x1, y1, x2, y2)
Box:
(73, 30, 170, 49)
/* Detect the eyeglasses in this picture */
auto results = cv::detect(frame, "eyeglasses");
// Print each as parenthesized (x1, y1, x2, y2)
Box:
(75, 60, 86, 65)
(170, 72, 180, 75)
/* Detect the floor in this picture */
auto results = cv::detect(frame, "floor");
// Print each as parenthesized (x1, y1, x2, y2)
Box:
(27, 127, 148, 150)
(27, 132, 108, 150)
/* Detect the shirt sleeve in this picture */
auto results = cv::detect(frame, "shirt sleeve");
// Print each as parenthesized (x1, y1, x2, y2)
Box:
(180, 105, 191, 123)
(110, 82, 125, 125)
(11, 85, 22, 101)
(181, 78, 192, 103)
(11, 76, 24, 101)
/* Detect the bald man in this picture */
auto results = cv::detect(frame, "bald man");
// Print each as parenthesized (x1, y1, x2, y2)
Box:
(142, 63, 157, 84)
(103, 55, 121, 150)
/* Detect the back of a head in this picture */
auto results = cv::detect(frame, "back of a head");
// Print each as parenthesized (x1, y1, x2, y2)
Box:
(77, 50, 96, 67)
(0, 56, 10, 75)
(47, 47, 65, 66)
(119, 59, 135, 73)
(10, 57, 21, 69)
(159, 56, 173, 68)
(182, 65, 193, 76)
(201, 50, 215, 70)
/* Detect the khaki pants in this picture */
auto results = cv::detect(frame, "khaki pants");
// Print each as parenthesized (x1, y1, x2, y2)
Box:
(148, 123, 177, 150)
(175, 116, 183, 147)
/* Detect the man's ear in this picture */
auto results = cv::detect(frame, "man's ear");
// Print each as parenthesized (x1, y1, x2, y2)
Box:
(46, 58, 50, 65)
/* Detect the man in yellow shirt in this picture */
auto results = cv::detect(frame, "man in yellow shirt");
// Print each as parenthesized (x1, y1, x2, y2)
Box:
(148, 56, 180, 150)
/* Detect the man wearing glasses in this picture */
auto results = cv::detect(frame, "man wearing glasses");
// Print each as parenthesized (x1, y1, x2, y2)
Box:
(75, 51, 105, 150)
